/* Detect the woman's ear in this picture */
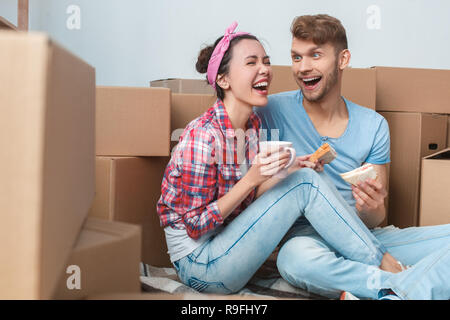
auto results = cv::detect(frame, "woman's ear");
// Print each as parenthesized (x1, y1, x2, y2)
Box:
(338, 49, 351, 70)
(216, 74, 230, 90)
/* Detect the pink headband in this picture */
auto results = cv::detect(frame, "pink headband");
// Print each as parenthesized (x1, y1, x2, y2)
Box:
(207, 21, 251, 89)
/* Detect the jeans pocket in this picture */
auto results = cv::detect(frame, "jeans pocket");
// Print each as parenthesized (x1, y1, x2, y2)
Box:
(187, 277, 232, 294)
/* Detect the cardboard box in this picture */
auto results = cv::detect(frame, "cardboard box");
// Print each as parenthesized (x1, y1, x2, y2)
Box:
(171, 93, 216, 151)
(89, 156, 172, 267)
(447, 116, 450, 148)
(0, 17, 17, 30)
(171, 93, 216, 131)
(269, 65, 376, 110)
(151, 78, 214, 95)
(419, 148, 450, 226)
(96, 86, 171, 156)
(54, 218, 141, 300)
(341, 68, 376, 110)
(375, 67, 450, 114)
(267, 65, 298, 94)
(0, 32, 95, 299)
(380, 112, 448, 228)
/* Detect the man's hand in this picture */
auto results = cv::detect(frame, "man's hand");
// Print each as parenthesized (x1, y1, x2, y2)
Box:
(352, 178, 387, 227)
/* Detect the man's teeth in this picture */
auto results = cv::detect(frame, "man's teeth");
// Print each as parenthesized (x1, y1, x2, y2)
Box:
(303, 77, 320, 82)
(253, 82, 268, 88)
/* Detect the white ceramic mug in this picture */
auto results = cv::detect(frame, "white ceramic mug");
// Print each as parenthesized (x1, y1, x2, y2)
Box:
(259, 141, 296, 178)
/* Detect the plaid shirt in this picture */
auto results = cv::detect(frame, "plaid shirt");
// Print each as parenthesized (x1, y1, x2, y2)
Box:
(157, 100, 261, 240)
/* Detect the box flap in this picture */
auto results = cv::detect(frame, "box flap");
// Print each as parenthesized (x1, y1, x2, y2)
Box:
(423, 147, 450, 160)
(0, 16, 17, 30)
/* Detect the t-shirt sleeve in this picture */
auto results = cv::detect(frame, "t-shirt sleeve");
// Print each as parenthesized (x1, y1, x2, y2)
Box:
(365, 117, 390, 164)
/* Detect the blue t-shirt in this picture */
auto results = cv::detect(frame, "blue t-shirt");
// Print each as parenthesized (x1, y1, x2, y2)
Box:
(255, 90, 390, 209)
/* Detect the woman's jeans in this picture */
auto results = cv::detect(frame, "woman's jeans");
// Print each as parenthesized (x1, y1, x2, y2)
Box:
(173, 169, 450, 299)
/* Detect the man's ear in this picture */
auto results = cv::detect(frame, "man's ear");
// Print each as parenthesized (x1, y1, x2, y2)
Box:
(338, 49, 351, 70)
(216, 74, 230, 90)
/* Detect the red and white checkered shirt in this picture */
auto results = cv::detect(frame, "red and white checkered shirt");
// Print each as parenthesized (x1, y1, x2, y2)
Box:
(157, 100, 261, 240)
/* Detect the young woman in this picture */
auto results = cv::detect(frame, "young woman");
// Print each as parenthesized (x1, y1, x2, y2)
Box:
(156, 22, 401, 295)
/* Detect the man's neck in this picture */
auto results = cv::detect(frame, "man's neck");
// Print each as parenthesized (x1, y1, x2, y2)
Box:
(302, 87, 347, 122)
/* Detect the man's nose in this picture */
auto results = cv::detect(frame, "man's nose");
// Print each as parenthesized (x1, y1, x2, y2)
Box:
(298, 58, 313, 73)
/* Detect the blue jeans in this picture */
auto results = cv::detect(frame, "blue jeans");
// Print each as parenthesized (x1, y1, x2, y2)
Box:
(277, 223, 450, 300)
(173, 168, 388, 294)
(275, 172, 450, 300)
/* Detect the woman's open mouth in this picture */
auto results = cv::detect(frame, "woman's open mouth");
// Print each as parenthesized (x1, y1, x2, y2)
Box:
(252, 80, 269, 95)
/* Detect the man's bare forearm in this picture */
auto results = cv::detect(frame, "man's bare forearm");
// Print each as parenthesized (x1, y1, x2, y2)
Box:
(358, 205, 386, 229)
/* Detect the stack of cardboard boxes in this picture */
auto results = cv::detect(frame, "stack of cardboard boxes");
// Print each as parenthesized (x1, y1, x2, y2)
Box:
(375, 67, 450, 228)
(90, 86, 172, 268)
(0, 31, 141, 299)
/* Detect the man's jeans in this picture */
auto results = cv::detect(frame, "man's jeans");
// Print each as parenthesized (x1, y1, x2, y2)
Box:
(277, 222, 450, 300)
(276, 172, 450, 300)
(173, 168, 388, 294)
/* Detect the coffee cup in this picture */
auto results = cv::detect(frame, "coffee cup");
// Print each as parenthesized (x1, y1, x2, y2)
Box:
(258, 141, 296, 178)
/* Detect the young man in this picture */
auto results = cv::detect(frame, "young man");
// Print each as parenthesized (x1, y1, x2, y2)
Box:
(255, 14, 450, 300)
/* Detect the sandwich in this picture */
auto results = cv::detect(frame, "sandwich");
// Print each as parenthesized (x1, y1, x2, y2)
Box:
(340, 164, 378, 185)
(309, 143, 337, 164)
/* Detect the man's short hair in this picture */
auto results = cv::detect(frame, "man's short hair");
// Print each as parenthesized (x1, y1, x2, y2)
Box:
(291, 14, 348, 54)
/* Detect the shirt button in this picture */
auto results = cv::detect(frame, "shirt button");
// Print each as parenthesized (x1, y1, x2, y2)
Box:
(321, 136, 328, 141)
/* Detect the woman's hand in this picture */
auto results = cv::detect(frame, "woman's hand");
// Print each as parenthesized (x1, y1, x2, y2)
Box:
(287, 154, 324, 174)
(217, 150, 289, 221)
(243, 148, 291, 188)
(253, 153, 321, 198)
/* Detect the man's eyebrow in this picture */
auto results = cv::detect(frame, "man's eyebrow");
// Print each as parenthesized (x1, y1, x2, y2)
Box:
(291, 46, 322, 55)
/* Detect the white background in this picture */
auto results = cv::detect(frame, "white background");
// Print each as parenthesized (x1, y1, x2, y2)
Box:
(1, 0, 449, 86)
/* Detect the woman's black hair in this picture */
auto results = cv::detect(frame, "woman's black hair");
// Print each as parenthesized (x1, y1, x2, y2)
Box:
(196, 34, 259, 100)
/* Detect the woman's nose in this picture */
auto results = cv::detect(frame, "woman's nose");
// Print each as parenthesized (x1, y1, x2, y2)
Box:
(259, 63, 270, 75)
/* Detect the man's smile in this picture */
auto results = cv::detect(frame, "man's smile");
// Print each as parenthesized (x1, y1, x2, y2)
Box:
(301, 75, 322, 90)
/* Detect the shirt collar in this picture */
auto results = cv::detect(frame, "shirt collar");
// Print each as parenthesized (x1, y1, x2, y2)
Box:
(214, 99, 261, 139)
